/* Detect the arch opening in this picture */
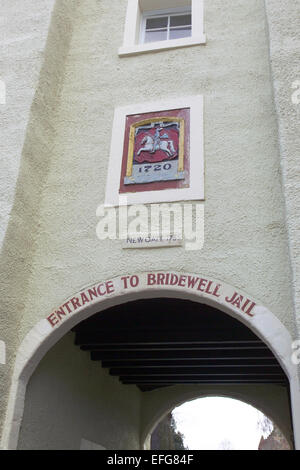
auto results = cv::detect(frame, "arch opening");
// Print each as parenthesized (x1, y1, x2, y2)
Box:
(1, 273, 300, 449)
(150, 396, 292, 450)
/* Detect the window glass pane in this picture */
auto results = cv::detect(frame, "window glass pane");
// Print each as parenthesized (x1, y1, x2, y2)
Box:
(169, 26, 192, 40)
(146, 17, 168, 30)
(170, 14, 191, 27)
(144, 29, 168, 43)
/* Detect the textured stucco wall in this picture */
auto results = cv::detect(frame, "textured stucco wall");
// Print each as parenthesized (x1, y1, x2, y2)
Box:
(2, 0, 294, 332)
(0, 0, 55, 248)
(17, 332, 141, 450)
(0, 0, 81, 438)
(0, 0, 298, 447)
(264, 0, 300, 337)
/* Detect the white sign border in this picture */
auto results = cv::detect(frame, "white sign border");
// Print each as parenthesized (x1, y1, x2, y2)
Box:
(104, 95, 204, 206)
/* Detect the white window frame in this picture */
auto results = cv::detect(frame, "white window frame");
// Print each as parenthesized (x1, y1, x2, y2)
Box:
(140, 7, 192, 44)
(105, 95, 204, 207)
(119, 0, 206, 57)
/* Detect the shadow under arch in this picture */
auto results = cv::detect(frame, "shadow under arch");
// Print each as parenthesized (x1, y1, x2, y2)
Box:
(1, 271, 300, 449)
(141, 387, 294, 449)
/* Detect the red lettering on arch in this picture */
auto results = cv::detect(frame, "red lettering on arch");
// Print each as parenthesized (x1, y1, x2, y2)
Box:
(71, 297, 81, 310)
(147, 274, 156, 285)
(105, 281, 115, 294)
(97, 284, 106, 296)
(80, 292, 90, 305)
(47, 313, 59, 327)
(88, 287, 98, 301)
(187, 276, 199, 289)
(157, 273, 165, 285)
(56, 306, 66, 320)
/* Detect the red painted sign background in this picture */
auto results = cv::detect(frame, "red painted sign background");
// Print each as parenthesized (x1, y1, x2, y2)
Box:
(119, 108, 190, 194)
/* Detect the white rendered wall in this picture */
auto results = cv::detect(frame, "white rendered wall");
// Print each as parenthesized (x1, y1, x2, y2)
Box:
(0, 0, 299, 447)
(2, 0, 294, 336)
(0, 0, 81, 437)
(17, 333, 141, 450)
(0, 0, 55, 249)
(264, 0, 300, 340)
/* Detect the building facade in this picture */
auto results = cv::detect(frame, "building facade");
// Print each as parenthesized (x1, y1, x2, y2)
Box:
(0, 0, 299, 449)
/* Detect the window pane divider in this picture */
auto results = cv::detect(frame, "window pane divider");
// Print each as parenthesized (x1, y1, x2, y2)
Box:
(170, 25, 192, 30)
(143, 10, 192, 44)
(146, 26, 192, 32)
(146, 28, 168, 32)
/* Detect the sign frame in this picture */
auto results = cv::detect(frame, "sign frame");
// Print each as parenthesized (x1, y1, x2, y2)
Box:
(124, 116, 185, 186)
(105, 95, 204, 206)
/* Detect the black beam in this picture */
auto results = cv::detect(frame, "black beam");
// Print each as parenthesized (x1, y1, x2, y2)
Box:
(90, 348, 274, 361)
(122, 379, 287, 384)
(109, 365, 283, 376)
(80, 340, 263, 351)
(101, 358, 279, 368)
(118, 373, 285, 380)
(75, 329, 259, 345)
(84, 344, 270, 352)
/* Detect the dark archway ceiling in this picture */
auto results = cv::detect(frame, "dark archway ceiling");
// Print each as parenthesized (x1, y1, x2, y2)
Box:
(72, 298, 288, 392)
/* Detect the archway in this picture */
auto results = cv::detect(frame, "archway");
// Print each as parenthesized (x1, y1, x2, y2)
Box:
(149, 396, 291, 450)
(1, 272, 300, 449)
(141, 383, 294, 449)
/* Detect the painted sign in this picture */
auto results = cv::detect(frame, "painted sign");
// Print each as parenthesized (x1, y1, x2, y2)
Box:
(122, 234, 183, 249)
(124, 117, 185, 185)
(46, 272, 257, 328)
(119, 108, 190, 194)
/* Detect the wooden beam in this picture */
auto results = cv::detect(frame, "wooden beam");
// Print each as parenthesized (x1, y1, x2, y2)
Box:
(116, 370, 284, 378)
(80, 340, 263, 351)
(109, 365, 283, 376)
(101, 358, 279, 368)
(75, 328, 259, 345)
(90, 348, 274, 361)
(122, 379, 287, 384)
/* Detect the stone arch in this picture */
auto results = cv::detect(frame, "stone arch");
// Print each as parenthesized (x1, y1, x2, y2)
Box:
(1, 271, 299, 449)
